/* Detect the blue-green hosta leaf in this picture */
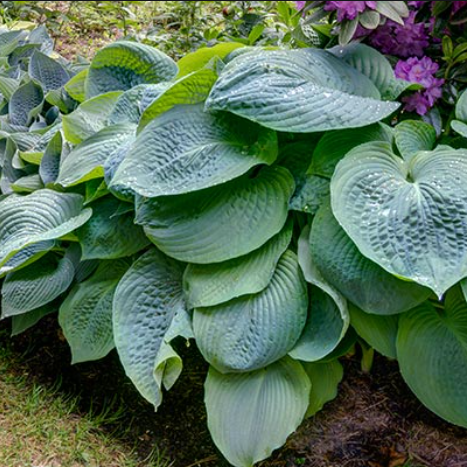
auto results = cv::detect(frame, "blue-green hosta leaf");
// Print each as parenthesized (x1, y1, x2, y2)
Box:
(86, 41, 178, 98)
(289, 174, 330, 214)
(394, 120, 437, 162)
(11, 174, 43, 193)
(291, 225, 350, 362)
(452, 89, 467, 137)
(310, 123, 393, 178)
(29, 50, 70, 92)
(62, 91, 123, 144)
(0, 30, 25, 56)
(455, 88, 467, 121)
(205, 48, 399, 133)
(2, 253, 75, 317)
(451, 120, 467, 138)
(136, 166, 294, 264)
(194, 251, 308, 373)
(0, 76, 19, 100)
(397, 287, 467, 427)
(76, 197, 149, 260)
(0, 189, 91, 268)
(107, 84, 152, 126)
(349, 304, 398, 359)
(278, 139, 319, 179)
(64, 68, 88, 103)
(113, 104, 277, 197)
(184, 220, 292, 308)
(139, 83, 171, 113)
(311, 202, 431, 315)
(330, 43, 412, 100)
(9, 43, 39, 67)
(176, 42, 244, 78)
(277, 139, 330, 214)
(59, 259, 130, 364)
(9, 80, 44, 127)
(39, 131, 62, 185)
(11, 304, 56, 336)
(28, 25, 54, 54)
(205, 357, 310, 467)
(113, 249, 187, 409)
(103, 138, 136, 202)
(57, 123, 136, 187)
(0, 241, 55, 278)
(302, 359, 343, 417)
(138, 64, 219, 130)
(84, 179, 109, 205)
(331, 142, 467, 297)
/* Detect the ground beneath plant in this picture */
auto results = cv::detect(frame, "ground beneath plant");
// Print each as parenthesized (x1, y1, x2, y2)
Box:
(1, 316, 467, 467)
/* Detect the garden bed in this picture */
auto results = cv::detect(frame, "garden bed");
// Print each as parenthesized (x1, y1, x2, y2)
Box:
(2, 317, 467, 467)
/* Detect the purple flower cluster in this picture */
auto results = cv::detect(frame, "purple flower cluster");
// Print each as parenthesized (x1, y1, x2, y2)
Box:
(295, 1, 306, 10)
(453, 1, 467, 12)
(324, 1, 377, 21)
(369, 11, 429, 58)
(395, 57, 444, 115)
(409, 0, 467, 11)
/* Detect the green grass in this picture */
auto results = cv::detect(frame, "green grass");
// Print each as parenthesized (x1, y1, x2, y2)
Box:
(0, 334, 171, 467)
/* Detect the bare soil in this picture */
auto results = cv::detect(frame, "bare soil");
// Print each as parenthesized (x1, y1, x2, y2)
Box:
(1, 316, 467, 467)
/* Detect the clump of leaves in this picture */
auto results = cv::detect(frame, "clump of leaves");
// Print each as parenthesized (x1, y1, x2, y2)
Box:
(1, 26, 467, 467)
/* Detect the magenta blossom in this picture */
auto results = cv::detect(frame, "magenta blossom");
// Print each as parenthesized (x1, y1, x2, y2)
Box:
(324, 1, 377, 21)
(408, 1, 427, 7)
(395, 57, 444, 115)
(453, 1, 467, 12)
(369, 11, 429, 58)
(295, 1, 306, 10)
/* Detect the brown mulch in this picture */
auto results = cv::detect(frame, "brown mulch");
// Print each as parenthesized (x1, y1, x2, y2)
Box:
(1, 316, 467, 467)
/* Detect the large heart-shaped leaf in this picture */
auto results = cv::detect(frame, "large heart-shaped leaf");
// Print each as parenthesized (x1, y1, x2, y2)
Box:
(136, 166, 294, 264)
(9, 80, 44, 127)
(311, 202, 431, 315)
(29, 50, 70, 92)
(176, 42, 244, 78)
(57, 123, 136, 187)
(397, 287, 467, 427)
(113, 104, 277, 197)
(205, 48, 399, 133)
(2, 253, 75, 317)
(331, 142, 467, 297)
(291, 226, 350, 361)
(113, 249, 187, 409)
(86, 41, 178, 98)
(0, 189, 91, 268)
(394, 120, 437, 162)
(59, 259, 130, 364)
(77, 197, 149, 260)
(62, 91, 122, 144)
(329, 43, 412, 100)
(64, 68, 88, 103)
(107, 84, 164, 126)
(0, 241, 55, 278)
(39, 131, 62, 185)
(302, 359, 343, 417)
(310, 123, 393, 178)
(138, 63, 219, 130)
(193, 251, 308, 373)
(11, 304, 56, 336)
(349, 304, 398, 359)
(184, 219, 292, 308)
(452, 89, 467, 137)
(205, 357, 310, 467)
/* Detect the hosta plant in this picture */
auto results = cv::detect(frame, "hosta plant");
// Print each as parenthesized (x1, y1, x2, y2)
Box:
(1, 25, 467, 467)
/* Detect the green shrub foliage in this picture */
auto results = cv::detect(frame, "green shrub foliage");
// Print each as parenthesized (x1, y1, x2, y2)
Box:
(1, 26, 467, 467)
